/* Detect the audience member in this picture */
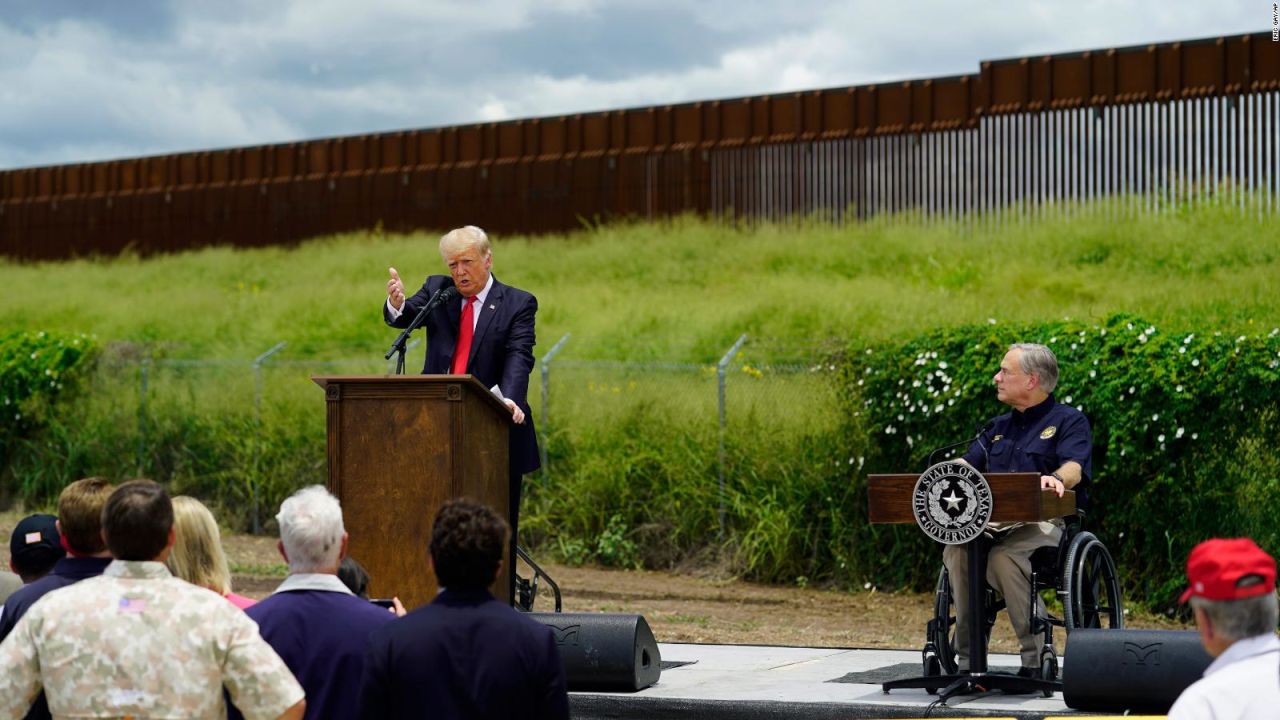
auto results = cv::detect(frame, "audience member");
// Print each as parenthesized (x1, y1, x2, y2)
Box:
(3, 514, 64, 605)
(0, 478, 114, 642)
(0, 480, 305, 720)
(1168, 537, 1280, 719)
(337, 556, 371, 599)
(167, 495, 255, 608)
(359, 498, 569, 720)
(241, 486, 398, 720)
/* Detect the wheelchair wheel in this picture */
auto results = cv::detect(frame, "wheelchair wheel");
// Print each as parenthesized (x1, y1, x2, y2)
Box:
(930, 567, 959, 675)
(1061, 531, 1124, 631)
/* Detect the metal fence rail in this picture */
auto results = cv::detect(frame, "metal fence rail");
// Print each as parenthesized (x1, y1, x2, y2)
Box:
(79, 337, 838, 532)
(2, 33, 1277, 258)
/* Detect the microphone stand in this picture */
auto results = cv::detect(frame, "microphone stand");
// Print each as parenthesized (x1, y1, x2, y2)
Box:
(925, 421, 993, 468)
(385, 287, 455, 375)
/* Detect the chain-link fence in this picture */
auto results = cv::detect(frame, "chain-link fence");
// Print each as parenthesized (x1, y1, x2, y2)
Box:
(537, 335, 843, 537)
(38, 336, 842, 538)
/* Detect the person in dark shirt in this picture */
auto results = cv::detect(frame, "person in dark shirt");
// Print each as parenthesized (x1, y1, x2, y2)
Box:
(4, 514, 65, 603)
(241, 486, 398, 720)
(359, 499, 569, 720)
(0, 477, 115, 720)
(8, 514, 64, 581)
(0, 478, 115, 640)
(945, 343, 1092, 675)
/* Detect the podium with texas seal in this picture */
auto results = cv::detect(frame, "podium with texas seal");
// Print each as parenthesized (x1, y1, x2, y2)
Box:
(868, 461, 1076, 697)
(312, 375, 513, 610)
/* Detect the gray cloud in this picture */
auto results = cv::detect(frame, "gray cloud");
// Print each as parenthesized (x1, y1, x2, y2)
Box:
(0, 0, 1264, 169)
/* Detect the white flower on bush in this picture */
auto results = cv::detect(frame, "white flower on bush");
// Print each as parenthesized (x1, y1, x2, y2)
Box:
(1176, 427, 1185, 438)
(1152, 413, 1159, 421)
(1184, 334, 1194, 344)
(1138, 334, 1147, 343)
(1192, 358, 1200, 367)
(1179, 347, 1186, 354)
(1129, 386, 1136, 394)
(1191, 433, 1199, 440)
(1089, 370, 1097, 378)
(1176, 385, 1183, 392)
(1065, 396, 1073, 404)
(1158, 434, 1166, 443)
(885, 425, 896, 435)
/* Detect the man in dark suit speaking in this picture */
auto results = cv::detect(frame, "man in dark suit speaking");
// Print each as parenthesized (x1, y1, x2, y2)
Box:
(383, 225, 539, 600)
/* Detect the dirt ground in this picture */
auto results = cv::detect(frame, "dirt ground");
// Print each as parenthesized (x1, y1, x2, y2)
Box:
(2, 509, 1188, 651)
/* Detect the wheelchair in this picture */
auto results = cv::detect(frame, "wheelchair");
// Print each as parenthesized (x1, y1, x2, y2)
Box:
(921, 514, 1124, 692)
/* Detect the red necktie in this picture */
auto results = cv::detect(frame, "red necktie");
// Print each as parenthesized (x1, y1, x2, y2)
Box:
(451, 296, 477, 374)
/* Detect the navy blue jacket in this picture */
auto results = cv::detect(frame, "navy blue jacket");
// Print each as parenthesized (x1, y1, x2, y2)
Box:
(359, 588, 569, 720)
(385, 274, 540, 475)
(0, 556, 112, 642)
(963, 394, 1093, 507)
(244, 587, 395, 720)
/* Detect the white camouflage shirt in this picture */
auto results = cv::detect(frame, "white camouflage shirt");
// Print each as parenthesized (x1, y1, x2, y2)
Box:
(0, 560, 304, 720)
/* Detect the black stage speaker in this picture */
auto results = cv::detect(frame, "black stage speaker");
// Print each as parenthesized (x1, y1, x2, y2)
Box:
(528, 612, 661, 691)
(1063, 629, 1212, 713)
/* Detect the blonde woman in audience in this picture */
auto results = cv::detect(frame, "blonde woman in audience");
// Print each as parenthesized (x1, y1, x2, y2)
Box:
(167, 495, 256, 609)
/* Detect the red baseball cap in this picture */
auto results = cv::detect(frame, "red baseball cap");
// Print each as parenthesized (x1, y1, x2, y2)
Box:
(1180, 538, 1277, 603)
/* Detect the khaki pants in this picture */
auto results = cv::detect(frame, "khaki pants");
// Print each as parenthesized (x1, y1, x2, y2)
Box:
(942, 522, 1061, 669)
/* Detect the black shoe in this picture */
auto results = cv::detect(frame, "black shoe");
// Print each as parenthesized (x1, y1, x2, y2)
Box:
(992, 666, 1038, 695)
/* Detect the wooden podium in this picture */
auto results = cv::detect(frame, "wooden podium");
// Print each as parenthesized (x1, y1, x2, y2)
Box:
(313, 375, 512, 610)
(868, 469, 1075, 697)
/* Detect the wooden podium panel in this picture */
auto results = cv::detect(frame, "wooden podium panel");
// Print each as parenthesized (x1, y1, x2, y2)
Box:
(867, 472, 1075, 524)
(313, 375, 511, 610)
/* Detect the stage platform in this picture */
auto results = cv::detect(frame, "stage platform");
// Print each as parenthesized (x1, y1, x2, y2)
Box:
(571, 643, 1087, 719)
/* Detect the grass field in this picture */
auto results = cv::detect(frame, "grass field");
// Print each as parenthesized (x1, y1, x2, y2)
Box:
(2, 195, 1278, 596)
(2, 196, 1277, 363)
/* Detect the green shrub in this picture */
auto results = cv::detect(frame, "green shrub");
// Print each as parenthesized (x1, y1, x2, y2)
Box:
(0, 330, 98, 502)
(839, 313, 1280, 607)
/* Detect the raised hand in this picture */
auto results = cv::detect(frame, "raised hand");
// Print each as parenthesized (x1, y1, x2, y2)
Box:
(387, 267, 406, 310)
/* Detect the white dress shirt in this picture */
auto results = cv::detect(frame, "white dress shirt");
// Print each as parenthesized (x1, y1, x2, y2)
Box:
(1168, 632, 1280, 720)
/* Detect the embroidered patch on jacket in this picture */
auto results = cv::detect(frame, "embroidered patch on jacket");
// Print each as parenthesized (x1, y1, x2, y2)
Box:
(1040, 426, 1057, 439)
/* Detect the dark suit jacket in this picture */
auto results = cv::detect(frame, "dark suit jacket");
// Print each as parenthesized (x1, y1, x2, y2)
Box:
(384, 274, 540, 475)
(244, 589, 395, 720)
(358, 588, 569, 720)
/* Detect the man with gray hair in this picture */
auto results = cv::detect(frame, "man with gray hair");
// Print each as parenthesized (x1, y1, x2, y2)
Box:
(1169, 538, 1280, 719)
(383, 225, 540, 604)
(239, 486, 398, 720)
(944, 343, 1093, 678)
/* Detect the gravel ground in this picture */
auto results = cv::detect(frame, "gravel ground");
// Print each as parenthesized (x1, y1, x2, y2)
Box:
(1, 509, 1188, 651)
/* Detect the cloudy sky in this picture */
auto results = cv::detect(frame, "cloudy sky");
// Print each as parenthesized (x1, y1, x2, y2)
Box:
(0, 0, 1264, 170)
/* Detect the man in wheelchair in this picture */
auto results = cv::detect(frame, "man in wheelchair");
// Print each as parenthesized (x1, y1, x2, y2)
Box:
(943, 343, 1092, 676)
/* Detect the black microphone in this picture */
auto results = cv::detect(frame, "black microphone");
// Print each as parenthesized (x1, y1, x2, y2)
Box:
(925, 420, 996, 470)
(420, 285, 460, 313)
(385, 286, 460, 363)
